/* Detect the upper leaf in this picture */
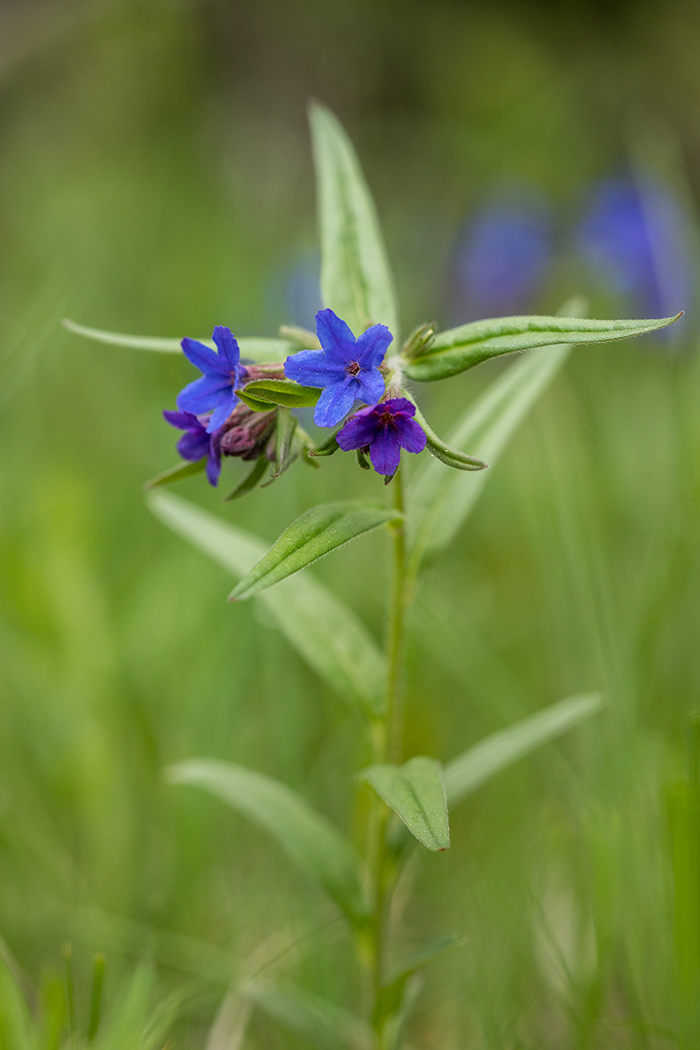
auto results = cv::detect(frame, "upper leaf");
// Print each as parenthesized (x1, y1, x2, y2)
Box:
(444, 693, 603, 805)
(404, 313, 681, 382)
(309, 103, 399, 341)
(62, 319, 293, 361)
(167, 759, 368, 927)
(147, 492, 385, 716)
(237, 378, 322, 412)
(360, 756, 450, 851)
(229, 500, 401, 602)
(407, 339, 571, 572)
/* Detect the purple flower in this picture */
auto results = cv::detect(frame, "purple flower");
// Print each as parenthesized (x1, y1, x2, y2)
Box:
(177, 326, 244, 433)
(337, 398, 427, 476)
(284, 308, 391, 427)
(163, 410, 222, 486)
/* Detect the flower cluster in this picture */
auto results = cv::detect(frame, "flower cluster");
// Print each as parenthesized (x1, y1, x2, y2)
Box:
(164, 307, 465, 490)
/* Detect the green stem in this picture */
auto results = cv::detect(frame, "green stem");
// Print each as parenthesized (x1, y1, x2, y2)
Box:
(364, 468, 409, 1033)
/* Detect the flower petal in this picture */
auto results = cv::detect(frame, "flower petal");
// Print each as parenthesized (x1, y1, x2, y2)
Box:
(284, 349, 344, 387)
(336, 407, 379, 450)
(369, 425, 402, 475)
(207, 393, 238, 433)
(177, 374, 232, 415)
(355, 323, 393, 368)
(315, 308, 357, 361)
(205, 437, 223, 486)
(353, 368, 386, 406)
(177, 430, 210, 461)
(314, 379, 357, 427)
(395, 414, 427, 454)
(163, 409, 200, 431)
(384, 397, 415, 415)
(181, 338, 230, 376)
(212, 326, 241, 371)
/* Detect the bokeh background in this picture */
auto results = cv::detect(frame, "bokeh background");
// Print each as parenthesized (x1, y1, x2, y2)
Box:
(2, 0, 700, 1045)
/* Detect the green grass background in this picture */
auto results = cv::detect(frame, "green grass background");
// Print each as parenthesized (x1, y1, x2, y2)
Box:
(1, 0, 700, 1045)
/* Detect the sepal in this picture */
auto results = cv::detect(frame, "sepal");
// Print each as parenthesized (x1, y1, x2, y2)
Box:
(409, 400, 487, 471)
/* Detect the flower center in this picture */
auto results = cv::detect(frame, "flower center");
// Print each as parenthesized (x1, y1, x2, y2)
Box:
(378, 410, 394, 425)
(346, 361, 361, 376)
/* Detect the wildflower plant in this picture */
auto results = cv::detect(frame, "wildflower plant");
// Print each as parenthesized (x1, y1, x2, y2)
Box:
(65, 104, 679, 1048)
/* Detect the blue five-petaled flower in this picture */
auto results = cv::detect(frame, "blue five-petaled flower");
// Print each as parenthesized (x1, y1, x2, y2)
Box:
(163, 410, 223, 486)
(337, 398, 427, 476)
(284, 308, 391, 427)
(177, 326, 244, 433)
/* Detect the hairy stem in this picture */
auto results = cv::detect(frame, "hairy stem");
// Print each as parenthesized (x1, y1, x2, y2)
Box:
(364, 468, 409, 1032)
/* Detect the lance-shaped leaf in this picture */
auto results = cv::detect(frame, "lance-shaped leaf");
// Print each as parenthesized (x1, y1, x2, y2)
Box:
(245, 981, 373, 1050)
(237, 379, 321, 412)
(310, 103, 399, 340)
(147, 492, 385, 716)
(143, 458, 206, 490)
(62, 319, 293, 361)
(229, 500, 401, 602)
(373, 934, 462, 1033)
(360, 757, 450, 851)
(407, 339, 571, 572)
(410, 400, 487, 472)
(167, 760, 368, 927)
(223, 457, 268, 502)
(444, 693, 603, 805)
(404, 312, 681, 382)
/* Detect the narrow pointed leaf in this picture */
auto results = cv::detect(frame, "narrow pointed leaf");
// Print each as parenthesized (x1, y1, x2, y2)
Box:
(147, 492, 385, 715)
(245, 981, 373, 1050)
(238, 379, 321, 411)
(410, 400, 487, 472)
(360, 757, 450, 851)
(444, 693, 603, 805)
(62, 319, 293, 361)
(404, 312, 681, 381)
(143, 458, 206, 490)
(373, 934, 462, 1031)
(310, 429, 342, 457)
(272, 408, 297, 478)
(166, 760, 367, 926)
(408, 341, 570, 571)
(279, 325, 322, 349)
(310, 103, 399, 339)
(229, 500, 401, 602)
(223, 457, 268, 502)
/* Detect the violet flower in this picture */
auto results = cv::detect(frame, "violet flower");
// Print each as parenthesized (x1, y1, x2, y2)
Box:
(337, 398, 427, 476)
(284, 308, 390, 427)
(163, 410, 222, 486)
(177, 326, 244, 433)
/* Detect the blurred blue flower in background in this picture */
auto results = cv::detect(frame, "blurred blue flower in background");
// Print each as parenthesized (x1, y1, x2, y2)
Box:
(449, 193, 554, 322)
(575, 177, 694, 330)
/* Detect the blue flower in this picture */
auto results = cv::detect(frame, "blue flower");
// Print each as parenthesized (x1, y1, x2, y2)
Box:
(336, 398, 427, 476)
(575, 177, 692, 325)
(176, 326, 244, 433)
(163, 410, 223, 486)
(284, 308, 391, 427)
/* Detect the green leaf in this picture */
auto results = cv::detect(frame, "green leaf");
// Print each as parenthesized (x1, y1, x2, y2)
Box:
(279, 324, 321, 349)
(271, 408, 297, 479)
(409, 399, 487, 472)
(310, 429, 342, 457)
(309, 102, 399, 340)
(223, 457, 268, 501)
(245, 981, 373, 1050)
(407, 341, 571, 572)
(237, 378, 321, 411)
(404, 312, 681, 381)
(62, 319, 293, 361)
(444, 693, 603, 805)
(373, 934, 462, 1032)
(147, 492, 385, 716)
(166, 760, 368, 927)
(360, 756, 450, 851)
(229, 500, 401, 602)
(143, 458, 206, 490)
